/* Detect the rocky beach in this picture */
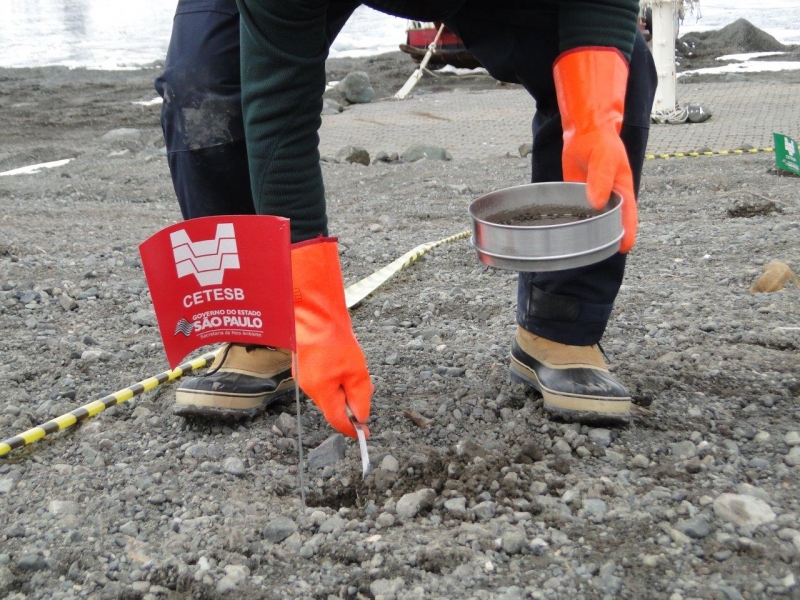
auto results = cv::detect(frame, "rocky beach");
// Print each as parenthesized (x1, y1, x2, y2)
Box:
(0, 22, 799, 600)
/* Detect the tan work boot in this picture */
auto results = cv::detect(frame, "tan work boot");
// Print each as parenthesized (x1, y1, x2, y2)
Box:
(510, 326, 631, 424)
(174, 344, 295, 419)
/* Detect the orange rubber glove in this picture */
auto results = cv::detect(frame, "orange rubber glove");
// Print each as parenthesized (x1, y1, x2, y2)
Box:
(553, 48, 637, 253)
(291, 237, 372, 438)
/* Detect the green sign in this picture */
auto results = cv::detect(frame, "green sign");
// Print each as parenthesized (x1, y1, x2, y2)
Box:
(773, 132, 800, 176)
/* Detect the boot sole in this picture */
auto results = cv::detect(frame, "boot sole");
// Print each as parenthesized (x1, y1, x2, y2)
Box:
(174, 378, 296, 420)
(510, 357, 631, 424)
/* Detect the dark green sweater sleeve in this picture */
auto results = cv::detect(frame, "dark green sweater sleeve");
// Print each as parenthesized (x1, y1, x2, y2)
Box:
(558, 0, 640, 61)
(237, 0, 329, 242)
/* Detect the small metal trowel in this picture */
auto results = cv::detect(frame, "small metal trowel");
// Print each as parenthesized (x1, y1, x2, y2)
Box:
(348, 413, 372, 479)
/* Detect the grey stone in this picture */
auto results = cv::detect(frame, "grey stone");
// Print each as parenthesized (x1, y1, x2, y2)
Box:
(216, 565, 249, 594)
(687, 104, 712, 123)
(518, 143, 532, 158)
(713, 494, 775, 528)
(370, 577, 405, 597)
(48, 500, 80, 516)
(630, 454, 650, 469)
(588, 428, 612, 448)
(675, 515, 712, 539)
(319, 515, 346, 534)
(336, 71, 374, 104)
(785, 431, 800, 446)
(59, 294, 78, 311)
(101, 128, 142, 143)
(471, 500, 496, 521)
(80, 349, 104, 362)
(263, 516, 297, 543)
(384, 352, 399, 366)
(552, 439, 572, 455)
(376, 512, 395, 528)
(372, 151, 399, 164)
(16, 553, 47, 571)
(444, 497, 467, 516)
(0, 479, 16, 494)
(130, 310, 157, 327)
(401, 144, 452, 162)
(335, 145, 370, 166)
(669, 440, 697, 459)
(396, 488, 436, 519)
(501, 530, 527, 555)
(785, 446, 800, 467)
(272, 413, 296, 437)
(583, 498, 607, 518)
(529, 537, 549, 556)
(322, 98, 344, 115)
(308, 434, 347, 470)
(380, 455, 400, 472)
(223, 457, 246, 477)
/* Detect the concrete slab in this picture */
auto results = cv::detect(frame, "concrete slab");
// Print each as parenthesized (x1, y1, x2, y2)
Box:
(319, 80, 800, 160)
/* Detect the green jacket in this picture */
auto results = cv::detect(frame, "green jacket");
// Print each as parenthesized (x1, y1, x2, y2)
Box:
(237, 0, 640, 241)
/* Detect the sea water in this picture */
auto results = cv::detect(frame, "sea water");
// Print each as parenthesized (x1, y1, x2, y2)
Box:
(0, 0, 797, 70)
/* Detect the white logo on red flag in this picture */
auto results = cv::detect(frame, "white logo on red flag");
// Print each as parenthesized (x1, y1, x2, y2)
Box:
(170, 223, 240, 287)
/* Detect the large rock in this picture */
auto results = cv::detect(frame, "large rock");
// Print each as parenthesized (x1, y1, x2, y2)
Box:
(101, 128, 143, 143)
(401, 144, 452, 163)
(335, 145, 370, 166)
(713, 493, 775, 529)
(396, 488, 436, 519)
(336, 72, 374, 104)
(308, 434, 347, 470)
(262, 516, 297, 543)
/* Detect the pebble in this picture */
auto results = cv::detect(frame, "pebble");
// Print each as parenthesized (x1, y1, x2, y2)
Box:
(588, 428, 612, 447)
(380, 455, 399, 472)
(336, 71, 374, 103)
(370, 577, 405, 598)
(216, 564, 249, 593)
(444, 497, 467, 516)
(519, 143, 532, 158)
(471, 501, 497, 521)
(58, 294, 78, 311)
(48, 500, 80, 516)
(101, 128, 142, 142)
(529, 538, 549, 556)
(629, 454, 650, 469)
(396, 488, 435, 519)
(785, 431, 800, 446)
(335, 145, 370, 166)
(713, 494, 776, 528)
(501, 530, 527, 555)
(401, 144, 452, 162)
(16, 554, 47, 572)
(307, 434, 347, 470)
(0, 479, 16, 494)
(675, 515, 712, 539)
(669, 441, 697, 459)
(272, 413, 296, 436)
(583, 498, 607, 519)
(223, 457, 246, 477)
(263, 516, 297, 544)
(785, 447, 800, 467)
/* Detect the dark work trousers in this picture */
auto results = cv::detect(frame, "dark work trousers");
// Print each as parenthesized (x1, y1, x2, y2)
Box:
(155, 0, 356, 219)
(446, 14, 657, 345)
(156, 1, 656, 346)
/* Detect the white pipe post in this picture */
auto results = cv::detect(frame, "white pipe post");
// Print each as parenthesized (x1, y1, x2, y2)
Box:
(651, 0, 679, 112)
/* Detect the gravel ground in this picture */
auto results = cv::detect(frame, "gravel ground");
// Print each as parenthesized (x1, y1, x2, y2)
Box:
(0, 50, 799, 600)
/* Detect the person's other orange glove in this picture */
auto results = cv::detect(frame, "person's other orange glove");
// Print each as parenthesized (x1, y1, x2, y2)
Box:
(291, 237, 372, 438)
(553, 48, 637, 253)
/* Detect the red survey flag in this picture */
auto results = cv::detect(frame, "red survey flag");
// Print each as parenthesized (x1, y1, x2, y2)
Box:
(139, 215, 295, 368)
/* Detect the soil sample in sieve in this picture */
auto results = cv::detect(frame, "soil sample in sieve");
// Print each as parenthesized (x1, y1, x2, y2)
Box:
(485, 205, 598, 226)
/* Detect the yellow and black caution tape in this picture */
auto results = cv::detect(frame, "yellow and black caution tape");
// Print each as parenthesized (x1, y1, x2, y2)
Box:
(0, 352, 217, 457)
(344, 230, 470, 308)
(645, 147, 774, 160)
(0, 231, 471, 457)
